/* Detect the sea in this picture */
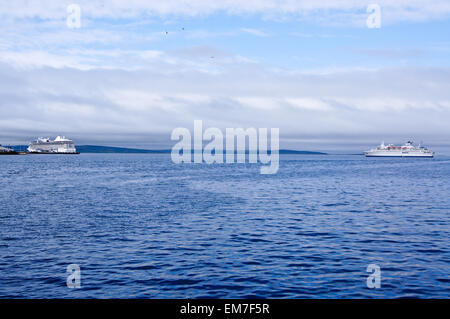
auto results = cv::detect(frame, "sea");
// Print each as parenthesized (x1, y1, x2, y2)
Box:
(0, 154, 449, 298)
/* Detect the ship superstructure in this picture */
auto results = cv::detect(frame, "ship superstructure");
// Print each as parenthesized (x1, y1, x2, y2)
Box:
(28, 136, 78, 154)
(365, 141, 434, 157)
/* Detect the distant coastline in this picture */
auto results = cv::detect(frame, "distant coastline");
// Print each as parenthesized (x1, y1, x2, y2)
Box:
(9, 145, 327, 155)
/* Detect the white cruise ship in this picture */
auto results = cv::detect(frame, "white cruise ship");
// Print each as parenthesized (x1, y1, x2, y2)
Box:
(28, 136, 78, 154)
(365, 141, 434, 157)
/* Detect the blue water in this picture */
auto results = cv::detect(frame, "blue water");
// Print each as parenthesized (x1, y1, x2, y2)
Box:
(0, 154, 449, 298)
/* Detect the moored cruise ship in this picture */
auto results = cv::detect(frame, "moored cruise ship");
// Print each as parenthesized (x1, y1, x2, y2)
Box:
(28, 136, 79, 154)
(365, 141, 434, 157)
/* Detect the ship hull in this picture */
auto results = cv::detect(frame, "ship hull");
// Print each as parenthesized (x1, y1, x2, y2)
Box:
(28, 152, 80, 154)
(365, 153, 433, 157)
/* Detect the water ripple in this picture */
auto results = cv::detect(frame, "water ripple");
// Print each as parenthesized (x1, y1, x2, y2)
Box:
(0, 154, 449, 298)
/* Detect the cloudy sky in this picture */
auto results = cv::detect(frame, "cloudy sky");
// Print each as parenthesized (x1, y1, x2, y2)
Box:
(1, 0, 450, 151)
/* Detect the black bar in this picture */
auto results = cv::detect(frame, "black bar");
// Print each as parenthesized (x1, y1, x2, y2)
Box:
(1, 299, 448, 317)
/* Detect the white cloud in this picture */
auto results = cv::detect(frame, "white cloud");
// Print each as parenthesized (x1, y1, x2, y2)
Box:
(240, 28, 270, 37)
(1, 1, 450, 24)
(235, 97, 281, 110)
(286, 98, 331, 111)
(0, 50, 94, 70)
(1, 61, 449, 146)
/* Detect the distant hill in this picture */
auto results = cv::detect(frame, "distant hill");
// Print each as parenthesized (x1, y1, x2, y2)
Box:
(78, 146, 327, 154)
(77, 145, 170, 153)
(8, 144, 327, 155)
(279, 150, 326, 155)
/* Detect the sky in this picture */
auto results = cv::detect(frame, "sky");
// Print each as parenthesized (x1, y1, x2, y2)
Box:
(1, 0, 450, 152)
